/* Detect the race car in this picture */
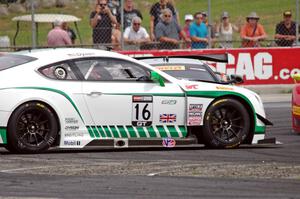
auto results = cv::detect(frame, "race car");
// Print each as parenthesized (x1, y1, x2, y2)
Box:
(138, 54, 243, 85)
(0, 48, 272, 153)
(292, 74, 300, 133)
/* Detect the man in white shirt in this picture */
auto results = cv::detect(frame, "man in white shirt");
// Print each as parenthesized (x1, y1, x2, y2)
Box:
(123, 16, 150, 47)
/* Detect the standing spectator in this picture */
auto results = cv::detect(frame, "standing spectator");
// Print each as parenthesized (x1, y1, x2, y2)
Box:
(124, 16, 150, 47)
(275, 10, 296, 46)
(201, 11, 217, 47)
(61, 22, 77, 44)
(215, 11, 239, 48)
(190, 12, 208, 49)
(240, 12, 267, 47)
(47, 20, 72, 46)
(149, 0, 176, 41)
(108, 0, 120, 16)
(155, 9, 190, 49)
(117, 0, 142, 30)
(167, 0, 180, 24)
(112, 23, 121, 50)
(183, 14, 193, 48)
(90, 0, 117, 45)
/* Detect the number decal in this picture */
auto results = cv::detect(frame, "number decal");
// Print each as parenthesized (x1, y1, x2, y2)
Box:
(132, 96, 153, 127)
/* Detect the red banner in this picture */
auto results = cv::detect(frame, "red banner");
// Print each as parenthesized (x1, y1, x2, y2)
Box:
(120, 47, 300, 85)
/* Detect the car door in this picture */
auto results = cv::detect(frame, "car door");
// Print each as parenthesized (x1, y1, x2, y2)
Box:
(74, 57, 187, 139)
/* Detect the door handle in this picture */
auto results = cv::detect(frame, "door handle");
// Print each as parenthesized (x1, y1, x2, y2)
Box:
(87, 91, 103, 96)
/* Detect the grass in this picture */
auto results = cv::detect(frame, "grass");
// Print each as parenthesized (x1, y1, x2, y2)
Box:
(0, 0, 297, 48)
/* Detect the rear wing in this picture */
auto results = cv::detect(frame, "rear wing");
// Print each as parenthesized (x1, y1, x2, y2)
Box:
(134, 53, 228, 63)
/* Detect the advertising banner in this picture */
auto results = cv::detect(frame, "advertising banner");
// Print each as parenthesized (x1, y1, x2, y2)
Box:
(121, 47, 300, 85)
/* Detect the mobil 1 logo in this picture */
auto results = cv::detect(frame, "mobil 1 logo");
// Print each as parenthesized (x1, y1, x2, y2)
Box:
(132, 95, 153, 127)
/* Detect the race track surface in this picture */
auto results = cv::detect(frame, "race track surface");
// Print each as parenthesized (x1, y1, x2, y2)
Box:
(0, 100, 299, 199)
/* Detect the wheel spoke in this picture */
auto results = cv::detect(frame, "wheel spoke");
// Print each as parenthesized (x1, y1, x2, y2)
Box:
(231, 124, 243, 129)
(33, 133, 39, 146)
(228, 128, 239, 139)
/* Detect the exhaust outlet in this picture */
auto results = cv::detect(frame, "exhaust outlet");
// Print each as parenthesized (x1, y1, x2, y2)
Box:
(114, 139, 128, 148)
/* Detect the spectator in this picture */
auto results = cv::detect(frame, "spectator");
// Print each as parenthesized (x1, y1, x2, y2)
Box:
(61, 22, 77, 44)
(117, 0, 142, 30)
(150, 0, 176, 41)
(201, 11, 217, 47)
(190, 12, 208, 49)
(47, 20, 72, 46)
(90, 0, 117, 45)
(275, 10, 296, 46)
(215, 11, 239, 48)
(108, 0, 120, 16)
(124, 16, 150, 47)
(183, 14, 193, 48)
(155, 8, 190, 49)
(167, 0, 180, 24)
(240, 12, 267, 47)
(112, 23, 121, 50)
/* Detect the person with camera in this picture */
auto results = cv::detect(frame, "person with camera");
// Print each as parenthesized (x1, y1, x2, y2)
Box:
(90, 0, 117, 46)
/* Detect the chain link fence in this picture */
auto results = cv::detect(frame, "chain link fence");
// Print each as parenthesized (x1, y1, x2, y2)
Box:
(0, 0, 299, 51)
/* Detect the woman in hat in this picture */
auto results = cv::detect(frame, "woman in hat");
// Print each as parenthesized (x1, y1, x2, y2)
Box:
(215, 11, 239, 48)
(240, 12, 267, 47)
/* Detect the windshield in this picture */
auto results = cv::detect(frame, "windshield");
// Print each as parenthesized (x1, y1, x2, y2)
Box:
(153, 63, 218, 82)
(0, 54, 37, 71)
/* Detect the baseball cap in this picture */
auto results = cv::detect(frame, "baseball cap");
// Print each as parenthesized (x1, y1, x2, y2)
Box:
(221, 11, 229, 18)
(283, 10, 292, 16)
(185, 14, 193, 21)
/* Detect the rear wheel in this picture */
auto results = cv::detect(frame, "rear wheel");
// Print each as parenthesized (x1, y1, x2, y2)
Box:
(203, 98, 250, 148)
(6, 102, 58, 153)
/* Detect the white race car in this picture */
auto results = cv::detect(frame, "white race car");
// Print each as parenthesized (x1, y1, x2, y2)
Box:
(0, 48, 272, 153)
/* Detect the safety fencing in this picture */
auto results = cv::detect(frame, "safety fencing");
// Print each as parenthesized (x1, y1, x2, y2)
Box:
(0, 0, 300, 51)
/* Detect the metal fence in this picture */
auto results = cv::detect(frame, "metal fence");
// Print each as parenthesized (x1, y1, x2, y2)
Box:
(0, 0, 299, 51)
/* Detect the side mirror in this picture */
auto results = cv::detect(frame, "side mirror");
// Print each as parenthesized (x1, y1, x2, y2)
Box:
(150, 71, 165, 87)
(229, 74, 244, 84)
(292, 74, 300, 83)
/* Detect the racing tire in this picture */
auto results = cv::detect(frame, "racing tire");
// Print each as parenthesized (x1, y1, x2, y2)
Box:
(203, 98, 250, 149)
(6, 102, 58, 153)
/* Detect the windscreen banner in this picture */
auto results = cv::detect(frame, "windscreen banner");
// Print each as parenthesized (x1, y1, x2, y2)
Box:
(121, 47, 300, 85)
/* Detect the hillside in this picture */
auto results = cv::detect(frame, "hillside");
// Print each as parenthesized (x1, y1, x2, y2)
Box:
(0, 0, 297, 48)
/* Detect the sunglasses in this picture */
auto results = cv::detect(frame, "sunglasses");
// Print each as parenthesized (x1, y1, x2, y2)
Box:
(133, 23, 141, 26)
(98, 3, 106, 6)
(164, 15, 171, 18)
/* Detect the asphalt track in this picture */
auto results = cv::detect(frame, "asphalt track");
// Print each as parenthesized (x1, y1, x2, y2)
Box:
(0, 99, 300, 199)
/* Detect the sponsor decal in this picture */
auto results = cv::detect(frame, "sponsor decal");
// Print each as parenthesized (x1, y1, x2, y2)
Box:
(187, 104, 203, 126)
(185, 84, 198, 90)
(162, 138, 176, 148)
(65, 126, 79, 131)
(161, 100, 177, 105)
(293, 105, 300, 116)
(132, 95, 153, 102)
(65, 118, 79, 124)
(160, 114, 177, 123)
(216, 86, 234, 91)
(156, 65, 186, 71)
(67, 53, 95, 57)
(65, 132, 84, 137)
(132, 95, 153, 127)
(64, 140, 81, 146)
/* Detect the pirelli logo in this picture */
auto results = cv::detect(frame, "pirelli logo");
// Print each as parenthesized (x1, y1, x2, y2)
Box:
(293, 105, 300, 116)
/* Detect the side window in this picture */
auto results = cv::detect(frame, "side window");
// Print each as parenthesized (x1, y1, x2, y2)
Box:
(39, 62, 77, 80)
(75, 58, 149, 81)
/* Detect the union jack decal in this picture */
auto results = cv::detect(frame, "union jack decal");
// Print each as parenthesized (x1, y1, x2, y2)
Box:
(159, 114, 177, 123)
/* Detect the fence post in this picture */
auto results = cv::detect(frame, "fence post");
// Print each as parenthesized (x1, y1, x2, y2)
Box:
(297, 0, 299, 46)
(30, 0, 36, 48)
(120, 0, 124, 50)
(208, 0, 212, 48)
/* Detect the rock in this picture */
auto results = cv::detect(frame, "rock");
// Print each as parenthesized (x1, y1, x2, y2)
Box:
(0, 6, 9, 17)
(41, 0, 56, 9)
(8, 3, 26, 13)
(56, 0, 71, 8)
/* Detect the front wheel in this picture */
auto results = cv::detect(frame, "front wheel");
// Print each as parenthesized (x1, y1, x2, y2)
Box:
(203, 98, 250, 149)
(6, 102, 58, 153)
